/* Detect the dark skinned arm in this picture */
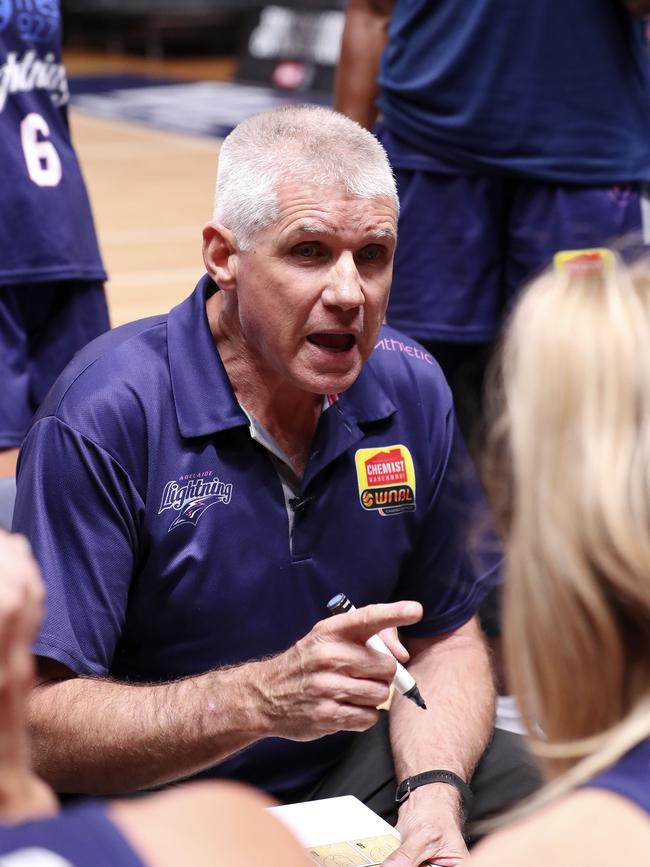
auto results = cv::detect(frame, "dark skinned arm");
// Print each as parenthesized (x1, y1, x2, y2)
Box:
(334, 0, 395, 129)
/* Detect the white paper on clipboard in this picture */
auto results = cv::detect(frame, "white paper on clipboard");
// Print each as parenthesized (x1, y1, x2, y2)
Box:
(269, 795, 438, 866)
(270, 795, 397, 846)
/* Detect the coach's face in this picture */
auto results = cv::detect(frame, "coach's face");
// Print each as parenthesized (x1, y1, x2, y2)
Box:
(205, 181, 397, 396)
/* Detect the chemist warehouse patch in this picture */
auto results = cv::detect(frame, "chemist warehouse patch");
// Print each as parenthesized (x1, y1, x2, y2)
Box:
(355, 445, 416, 516)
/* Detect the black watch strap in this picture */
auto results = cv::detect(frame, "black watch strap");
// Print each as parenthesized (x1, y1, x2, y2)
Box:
(395, 770, 473, 820)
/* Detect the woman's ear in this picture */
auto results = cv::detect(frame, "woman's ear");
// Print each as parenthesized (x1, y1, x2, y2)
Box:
(202, 223, 239, 290)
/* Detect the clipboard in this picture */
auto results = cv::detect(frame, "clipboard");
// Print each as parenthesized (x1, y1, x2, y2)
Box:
(270, 795, 401, 866)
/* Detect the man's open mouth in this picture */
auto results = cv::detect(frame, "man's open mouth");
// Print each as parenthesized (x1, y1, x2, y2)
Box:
(307, 333, 356, 352)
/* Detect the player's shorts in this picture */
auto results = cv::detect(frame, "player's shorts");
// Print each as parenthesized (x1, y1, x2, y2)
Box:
(0, 802, 145, 867)
(0, 280, 110, 449)
(378, 126, 650, 344)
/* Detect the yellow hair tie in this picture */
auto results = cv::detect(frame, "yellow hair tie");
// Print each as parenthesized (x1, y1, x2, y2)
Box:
(553, 248, 615, 274)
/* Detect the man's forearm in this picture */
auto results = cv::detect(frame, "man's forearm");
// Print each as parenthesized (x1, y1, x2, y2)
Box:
(390, 618, 495, 795)
(28, 660, 272, 794)
(334, 0, 393, 128)
(28, 600, 425, 795)
(383, 619, 494, 865)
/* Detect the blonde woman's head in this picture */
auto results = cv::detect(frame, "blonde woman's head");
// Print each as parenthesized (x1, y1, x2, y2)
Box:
(485, 250, 650, 780)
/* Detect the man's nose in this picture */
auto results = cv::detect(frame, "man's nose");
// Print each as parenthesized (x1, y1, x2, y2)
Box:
(322, 253, 364, 309)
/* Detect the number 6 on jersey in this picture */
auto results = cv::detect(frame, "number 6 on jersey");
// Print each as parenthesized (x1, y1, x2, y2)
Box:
(20, 112, 63, 188)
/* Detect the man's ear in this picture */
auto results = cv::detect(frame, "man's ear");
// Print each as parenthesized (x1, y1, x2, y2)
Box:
(202, 223, 239, 290)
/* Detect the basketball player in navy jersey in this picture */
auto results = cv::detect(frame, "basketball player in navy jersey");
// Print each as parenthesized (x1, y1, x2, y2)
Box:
(0, 0, 109, 478)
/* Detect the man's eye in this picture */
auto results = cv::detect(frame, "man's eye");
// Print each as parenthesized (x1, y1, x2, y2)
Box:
(293, 243, 320, 258)
(358, 245, 385, 262)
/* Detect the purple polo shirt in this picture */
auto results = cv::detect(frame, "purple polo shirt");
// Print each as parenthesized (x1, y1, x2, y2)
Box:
(14, 275, 499, 794)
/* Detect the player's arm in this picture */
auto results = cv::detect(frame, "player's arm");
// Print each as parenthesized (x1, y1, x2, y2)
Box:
(385, 617, 495, 866)
(28, 601, 423, 794)
(334, 0, 395, 129)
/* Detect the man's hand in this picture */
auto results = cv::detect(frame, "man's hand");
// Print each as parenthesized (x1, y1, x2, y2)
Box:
(0, 530, 58, 821)
(253, 601, 423, 741)
(386, 786, 469, 867)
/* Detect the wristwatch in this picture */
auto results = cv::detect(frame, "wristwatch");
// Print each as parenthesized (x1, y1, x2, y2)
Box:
(395, 770, 473, 821)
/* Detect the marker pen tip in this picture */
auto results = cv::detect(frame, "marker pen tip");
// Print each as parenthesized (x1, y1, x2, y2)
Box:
(405, 684, 427, 710)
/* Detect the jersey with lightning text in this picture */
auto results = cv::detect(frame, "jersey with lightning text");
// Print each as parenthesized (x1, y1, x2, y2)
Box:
(0, 0, 105, 285)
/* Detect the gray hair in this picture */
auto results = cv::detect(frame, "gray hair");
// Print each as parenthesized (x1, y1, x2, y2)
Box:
(213, 105, 399, 249)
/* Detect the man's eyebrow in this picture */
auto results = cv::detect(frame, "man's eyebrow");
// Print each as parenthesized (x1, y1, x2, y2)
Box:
(286, 224, 396, 242)
(288, 222, 335, 238)
(366, 227, 397, 242)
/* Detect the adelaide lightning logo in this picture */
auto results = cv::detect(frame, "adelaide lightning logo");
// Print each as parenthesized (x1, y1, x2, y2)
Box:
(355, 445, 416, 516)
(158, 472, 233, 531)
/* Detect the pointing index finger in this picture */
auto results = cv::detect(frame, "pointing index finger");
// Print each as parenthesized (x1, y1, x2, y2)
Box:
(328, 601, 423, 644)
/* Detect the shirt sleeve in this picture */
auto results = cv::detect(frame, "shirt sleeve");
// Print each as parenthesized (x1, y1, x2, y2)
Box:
(395, 409, 502, 637)
(13, 416, 144, 675)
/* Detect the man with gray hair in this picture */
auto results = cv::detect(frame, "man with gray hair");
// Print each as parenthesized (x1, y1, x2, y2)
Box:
(15, 106, 508, 866)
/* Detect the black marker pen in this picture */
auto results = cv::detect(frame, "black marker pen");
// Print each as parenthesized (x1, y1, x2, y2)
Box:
(327, 593, 427, 710)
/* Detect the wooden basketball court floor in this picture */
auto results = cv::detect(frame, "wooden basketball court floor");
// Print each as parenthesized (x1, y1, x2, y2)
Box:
(66, 51, 237, 326)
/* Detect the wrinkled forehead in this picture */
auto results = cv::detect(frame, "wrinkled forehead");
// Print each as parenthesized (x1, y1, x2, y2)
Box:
(271, 180, 398, 236)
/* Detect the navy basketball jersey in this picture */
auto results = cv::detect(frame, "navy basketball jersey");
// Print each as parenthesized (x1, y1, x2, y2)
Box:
(586, 738, 650, 813)
(0, 0, 106, 285)
(0, 802, 146, 867)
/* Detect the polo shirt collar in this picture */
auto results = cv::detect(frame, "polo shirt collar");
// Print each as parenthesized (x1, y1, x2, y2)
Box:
(304, 364, 397, 487)
(167, 274, 397, 440)
(337, 360, 397, 426)
(167, 274, 249, 438)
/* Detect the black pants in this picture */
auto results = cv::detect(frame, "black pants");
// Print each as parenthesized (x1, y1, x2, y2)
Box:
(288, 713, 541, 844)
(422, 340, 495, 468)
(424, 339, 505, 656)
